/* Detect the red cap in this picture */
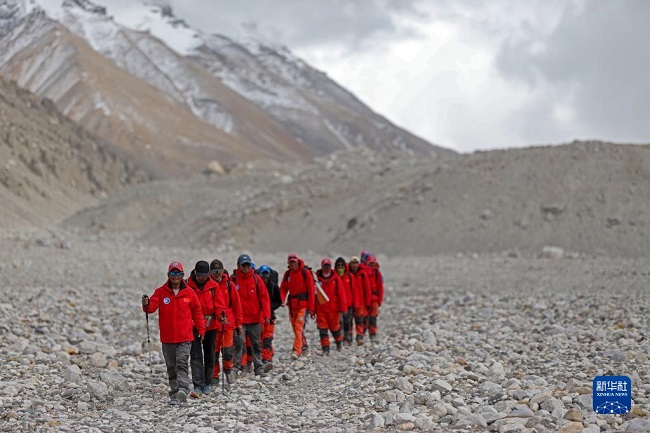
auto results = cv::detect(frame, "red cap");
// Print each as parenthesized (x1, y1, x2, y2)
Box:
(321, 258, 332, 267)
(287, 253, 299, 263)
(367, 255, 377, 264)
(168, 261, 184, 272)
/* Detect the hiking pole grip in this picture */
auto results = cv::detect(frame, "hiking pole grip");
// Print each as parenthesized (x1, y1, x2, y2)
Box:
(142, 296, 151, 341)
(142, 294, 153, 399)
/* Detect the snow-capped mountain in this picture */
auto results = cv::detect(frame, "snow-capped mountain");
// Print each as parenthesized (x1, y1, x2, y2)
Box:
(0, 0, 450, 175)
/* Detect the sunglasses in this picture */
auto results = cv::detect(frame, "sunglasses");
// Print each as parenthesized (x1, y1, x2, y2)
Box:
(168, 271, 184, 277)
(239, 263, 251, 267)
(335, 264, 345, 268)
(210, 269, 223, 273)
(323, 264, 331, 268)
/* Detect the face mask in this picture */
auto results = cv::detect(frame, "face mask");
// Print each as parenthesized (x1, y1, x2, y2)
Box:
(336, 268, 344, 276)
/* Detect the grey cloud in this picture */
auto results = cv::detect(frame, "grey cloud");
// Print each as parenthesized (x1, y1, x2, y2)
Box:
(159, 0, 429, 52)
(496, 0, 650, 142)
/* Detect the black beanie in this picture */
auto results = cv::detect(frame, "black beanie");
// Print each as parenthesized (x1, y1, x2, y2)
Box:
(335, 257, 346, 267)
(195, 260, 210, 276)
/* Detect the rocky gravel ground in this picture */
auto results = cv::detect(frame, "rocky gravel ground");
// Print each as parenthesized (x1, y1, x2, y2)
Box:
(0, 230, 649, 432)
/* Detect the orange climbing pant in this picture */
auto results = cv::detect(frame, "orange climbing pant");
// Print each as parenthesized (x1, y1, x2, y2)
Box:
(289, 307, 307, 355)
(212, 328, 234, 377)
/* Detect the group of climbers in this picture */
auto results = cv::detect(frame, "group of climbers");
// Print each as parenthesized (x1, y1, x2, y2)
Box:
(141, 251, 383, 405)
(314, 252, 384, 351)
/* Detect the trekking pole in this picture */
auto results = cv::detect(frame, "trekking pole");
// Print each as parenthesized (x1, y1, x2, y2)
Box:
(220, 311, 227, 395)
(142, 295, 154, 400)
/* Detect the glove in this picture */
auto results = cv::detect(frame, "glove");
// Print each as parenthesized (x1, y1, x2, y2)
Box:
(142, 295, 149, 307)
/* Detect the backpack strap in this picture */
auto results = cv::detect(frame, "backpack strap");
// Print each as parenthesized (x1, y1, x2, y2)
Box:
(254, 273, 263, 312)
(372, 270, 380, 295)
(336, 276, 343, 307)
(226, 280, 233, 309)
(210, 286, 216, 318)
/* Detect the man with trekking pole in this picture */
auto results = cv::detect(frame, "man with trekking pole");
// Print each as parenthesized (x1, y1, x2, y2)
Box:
(142, 261, 206, 406)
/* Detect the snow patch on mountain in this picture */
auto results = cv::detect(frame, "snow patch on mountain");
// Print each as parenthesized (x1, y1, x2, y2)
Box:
(92, 1, 320, 113)
(197, 34, 318, 113)
(0, 0, 29, 35)
(94, 1, 201, 55)
(33, 0, 199, 57)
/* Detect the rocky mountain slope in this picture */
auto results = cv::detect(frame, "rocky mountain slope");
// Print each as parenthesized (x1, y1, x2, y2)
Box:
(0, 10, 273, 176)
(0, 0, 450, 178)
(61, 141, 650, 258)
(0, 76, 149, 230)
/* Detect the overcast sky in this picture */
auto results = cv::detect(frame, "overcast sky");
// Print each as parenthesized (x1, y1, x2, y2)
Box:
(101, 0, 649, 153)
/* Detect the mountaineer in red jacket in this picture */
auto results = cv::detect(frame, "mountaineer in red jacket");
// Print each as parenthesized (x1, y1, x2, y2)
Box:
(364, 255, 384, 342)
(231, 254, 271, 377)
(142, 261, 205, 405)
(186, 260, 225, 396)
(358, 253, 374, 337)
(315, 258, 348, 354)
(349, 256, 371, 346)
(209, 259, 242, 386)
(334, 256, 355, 345)
(280, 253, 316, 359)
